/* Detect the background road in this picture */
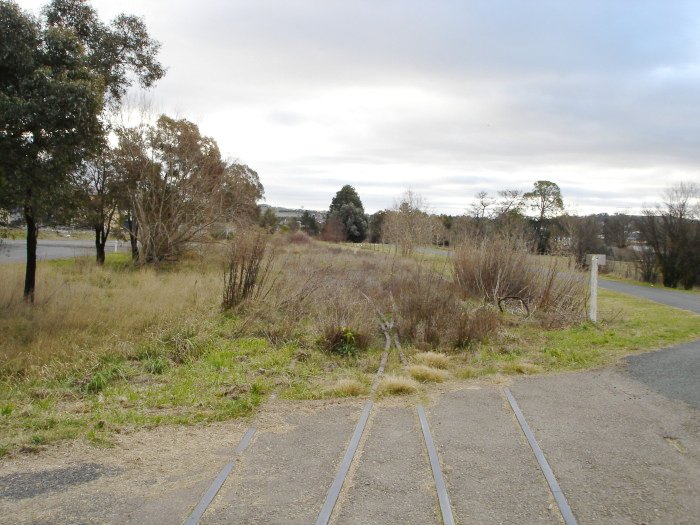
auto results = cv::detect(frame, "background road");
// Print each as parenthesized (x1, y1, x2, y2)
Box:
(0, 239, 127, 263)
(599, 279, 700, 314)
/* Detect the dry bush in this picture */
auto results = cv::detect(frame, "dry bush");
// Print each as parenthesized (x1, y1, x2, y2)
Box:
(451, 306, 501, 349)
(454, 236, 531, 304)
(222, 230, 275, 310)
(454, 236, 587, 324)
(378, 374, 418, 395)
(414, 351, 450, 369)
(387, 262, 459, 347)
(286, 231, 312, 244)
(408, 364, 448, 382)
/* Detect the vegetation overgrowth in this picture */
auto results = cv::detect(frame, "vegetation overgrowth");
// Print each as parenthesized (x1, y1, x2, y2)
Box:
(1, 236, 699, 457)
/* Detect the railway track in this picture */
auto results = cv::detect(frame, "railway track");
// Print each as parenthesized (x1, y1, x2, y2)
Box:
(184, 322, 578, 525)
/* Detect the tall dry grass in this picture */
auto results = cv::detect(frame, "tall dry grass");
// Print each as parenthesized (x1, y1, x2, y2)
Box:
(0, 256, 221, 377)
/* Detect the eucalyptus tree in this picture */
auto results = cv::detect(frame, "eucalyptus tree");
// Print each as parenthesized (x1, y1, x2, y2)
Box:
(0, 0, 164, 300)
(524, 180, 564, 253)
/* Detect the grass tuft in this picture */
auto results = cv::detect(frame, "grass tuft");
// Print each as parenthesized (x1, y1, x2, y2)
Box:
(378, 374, 418, 395)
(408, 364, 449, 383)
(327, 379, 367, 397)
(413, 351, 450, 369)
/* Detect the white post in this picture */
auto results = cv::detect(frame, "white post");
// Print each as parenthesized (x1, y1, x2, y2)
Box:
(589, 255, 598, 323)
(114, 240, 118, 252)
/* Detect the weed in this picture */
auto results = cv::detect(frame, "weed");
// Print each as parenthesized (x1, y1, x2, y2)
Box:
(321, 326, 370, 356)
(143, 356, 168, 375)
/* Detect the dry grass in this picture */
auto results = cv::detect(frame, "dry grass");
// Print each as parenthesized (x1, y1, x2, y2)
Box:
(0, 255, 220, 377)
(413, 351, 450, 369)
(327, 378, 367, 397)
(377, 374, 418, 395)
(408, 364, 449, 383)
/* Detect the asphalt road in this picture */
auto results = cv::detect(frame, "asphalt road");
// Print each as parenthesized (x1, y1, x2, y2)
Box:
(599, 278, 700, 314)
(0, 239, 127, 263)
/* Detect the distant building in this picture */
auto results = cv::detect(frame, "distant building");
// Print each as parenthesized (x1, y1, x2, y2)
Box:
(259, 204, 326, 223)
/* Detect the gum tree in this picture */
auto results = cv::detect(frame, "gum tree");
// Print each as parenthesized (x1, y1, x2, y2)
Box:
(0, 0, 164, 299)
(524, 180, 564, 253)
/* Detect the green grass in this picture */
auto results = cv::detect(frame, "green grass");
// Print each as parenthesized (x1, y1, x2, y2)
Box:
(453, 289, 700, 378)
(2, 243, 699, 457)
(601, 274, 700, 295)
(0, 312, 384, 455)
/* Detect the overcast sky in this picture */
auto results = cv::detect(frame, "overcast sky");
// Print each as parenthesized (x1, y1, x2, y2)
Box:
(20, 0, 700, 214)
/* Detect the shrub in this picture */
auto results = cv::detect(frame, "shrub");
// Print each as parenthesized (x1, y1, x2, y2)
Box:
(321, 326, 370, 356)
(451, 306, 501, 349)
(454, 236, 587, 324)
(387, 263, 459, 347)
(222, 230, 275, 310)
(454, 236, 530, 304)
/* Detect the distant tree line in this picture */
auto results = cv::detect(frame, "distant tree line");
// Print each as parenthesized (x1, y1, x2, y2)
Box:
(275, 180, 698, 290)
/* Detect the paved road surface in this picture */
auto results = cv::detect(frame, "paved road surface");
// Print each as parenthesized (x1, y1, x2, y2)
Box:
(0, 239, 127, 263)
(598, 278, 700, 314)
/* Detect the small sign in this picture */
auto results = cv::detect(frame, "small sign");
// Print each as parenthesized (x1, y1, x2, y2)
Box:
(585, 254, 606, 266)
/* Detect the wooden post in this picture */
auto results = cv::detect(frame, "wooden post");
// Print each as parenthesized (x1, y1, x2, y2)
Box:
(589, 255, 598, 323)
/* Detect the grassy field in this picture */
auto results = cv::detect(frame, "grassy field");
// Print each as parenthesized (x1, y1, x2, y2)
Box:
(0, 227, 94, 240)
(1, 239, 698, 457)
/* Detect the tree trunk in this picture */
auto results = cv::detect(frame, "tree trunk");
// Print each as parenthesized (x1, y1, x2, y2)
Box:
(125, 215, 139, 260)
(95, 225, 106, 265)
(23, 207, 38, 303)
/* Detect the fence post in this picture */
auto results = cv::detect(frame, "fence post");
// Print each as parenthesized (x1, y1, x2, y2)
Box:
(589, 255, 598, 323)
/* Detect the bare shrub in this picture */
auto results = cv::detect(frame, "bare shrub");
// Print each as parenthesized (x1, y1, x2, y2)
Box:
(452, 306, 501, 349)
(287, 231, 311, 244)
(382, 190, 442, 256)
(387, 263, 459, 347)
(454, 236, 530, 304)
(454, 236, 587, 324)
(222, 231, 275, 310)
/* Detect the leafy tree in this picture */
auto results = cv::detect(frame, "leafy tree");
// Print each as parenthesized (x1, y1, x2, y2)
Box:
(258, 207, 279, 233)
(330, 185, 364, 213)
(368, 210, 386, 243)
(77, 149, 125, 264)
(327, 185, 367, 242)
(0, 0, 163, 300)
(0, 1, 103, 301)
(116, 115, 262, 262)
(524, 180, 564, 253)
(602, 213, 633, 248)
(299, 210, 320, 236)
